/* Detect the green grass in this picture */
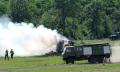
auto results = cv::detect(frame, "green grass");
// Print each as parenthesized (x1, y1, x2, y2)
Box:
(0, 56, 63, 68)
(75, 39, 111, 44)
(1, 39, 120, 72)
(75, 39, 120, 46)
(0, 56, 120, 72)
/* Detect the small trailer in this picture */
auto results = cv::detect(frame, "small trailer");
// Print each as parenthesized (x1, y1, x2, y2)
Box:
(62, 43, 111, 64)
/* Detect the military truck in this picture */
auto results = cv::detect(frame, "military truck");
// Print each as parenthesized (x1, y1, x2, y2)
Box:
(62, 43, 111, 64)
(109, 32, 120, 40)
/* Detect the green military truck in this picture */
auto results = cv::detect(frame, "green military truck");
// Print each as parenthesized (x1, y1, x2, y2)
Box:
(109, 32, 120, 40)
(62, 43, 111, 64)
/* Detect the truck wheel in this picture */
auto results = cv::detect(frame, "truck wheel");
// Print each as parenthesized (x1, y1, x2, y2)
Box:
(88, 56, 98, 64)
(92, 57, 98, 64)
(66, 60, 69, 64)
(66, 59, 70, 64)
(88, 58, 92, 63)
(70, 58, 74, 64)
(98, 57, 104, 63)
(66, 58, 74, 64)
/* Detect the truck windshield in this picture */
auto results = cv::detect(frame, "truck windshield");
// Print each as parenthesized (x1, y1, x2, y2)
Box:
(66, 47, 71, 52)
(62, 47, 72, 55)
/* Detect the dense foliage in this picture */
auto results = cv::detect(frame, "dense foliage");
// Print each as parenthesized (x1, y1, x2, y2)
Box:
(0, 0, 120, 39)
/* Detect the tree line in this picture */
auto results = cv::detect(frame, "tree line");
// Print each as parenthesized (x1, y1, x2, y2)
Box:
(0, 0, 120, 40)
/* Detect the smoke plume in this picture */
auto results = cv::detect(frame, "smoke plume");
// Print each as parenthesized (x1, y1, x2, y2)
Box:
(110, 41, 120, 63)
(0, 16, 67, 57)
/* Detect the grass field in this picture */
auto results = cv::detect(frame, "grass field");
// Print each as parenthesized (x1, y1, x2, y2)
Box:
(0, 56, 120, 72)
(75, 39, 112, 45)
(0, 39, 120, 72)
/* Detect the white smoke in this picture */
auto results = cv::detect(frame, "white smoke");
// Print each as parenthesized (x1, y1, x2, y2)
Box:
(0, 16, 68, 57)
(110, 41, 120, 63)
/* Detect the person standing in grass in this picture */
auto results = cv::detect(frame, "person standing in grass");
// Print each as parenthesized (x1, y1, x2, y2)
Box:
(10, 49, 14, 59)
(5, 49, 9, 60)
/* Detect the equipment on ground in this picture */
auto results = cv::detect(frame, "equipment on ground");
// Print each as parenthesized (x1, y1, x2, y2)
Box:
(62, 43, 111, 64)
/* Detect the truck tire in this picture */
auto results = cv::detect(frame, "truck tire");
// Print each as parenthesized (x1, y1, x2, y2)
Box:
(66, 60, 69, 64)
(70, 58, 74, 64)
(66, 58, 74, 64)
(88, 56, 98, 64)
(98, 56, 104, 63)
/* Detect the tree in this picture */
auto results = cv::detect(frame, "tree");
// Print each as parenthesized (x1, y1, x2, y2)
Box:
(35, 0, 54, 26)
(0, 0, 120, 39)
(9, 0, 31, 23)
(55, 0, 80, 36)
(0, 1, 7, 16)
(40, 8, 59, 29)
